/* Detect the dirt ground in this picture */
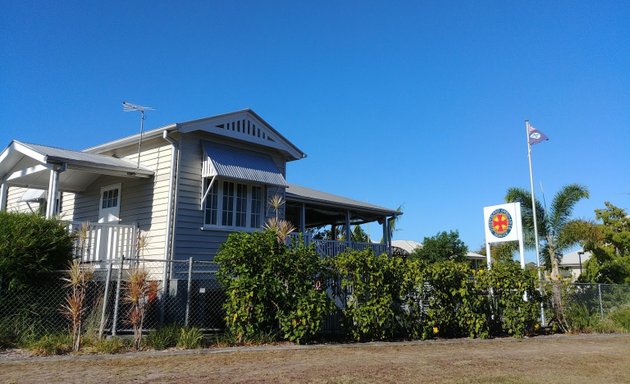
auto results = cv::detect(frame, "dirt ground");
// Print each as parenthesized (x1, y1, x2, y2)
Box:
(1, 334, 629, 383)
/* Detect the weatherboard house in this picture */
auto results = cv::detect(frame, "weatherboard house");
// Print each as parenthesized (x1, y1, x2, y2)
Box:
(0, 109, 399, 282)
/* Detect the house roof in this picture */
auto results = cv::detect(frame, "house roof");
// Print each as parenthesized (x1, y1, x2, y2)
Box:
(202, 141, 288, 187)
(391, 240, 422, 253)
(286, 183, 400, 217)
(0, 140, 153, 192)
(561, 250, 592, 267)
(84, 109, 306, 161)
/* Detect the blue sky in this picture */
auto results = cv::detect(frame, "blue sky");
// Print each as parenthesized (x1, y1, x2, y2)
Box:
(1, 1, 629, 260)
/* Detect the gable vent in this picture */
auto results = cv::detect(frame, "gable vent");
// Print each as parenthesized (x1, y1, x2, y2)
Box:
(216, 119, 276, 142)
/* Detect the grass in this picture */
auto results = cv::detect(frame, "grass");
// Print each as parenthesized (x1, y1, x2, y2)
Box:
(0, 334, 629, 383)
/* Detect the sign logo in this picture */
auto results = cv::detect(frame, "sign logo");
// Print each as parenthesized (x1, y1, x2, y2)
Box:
(488, 208, 513, 238)
(529, 132, 541, 140)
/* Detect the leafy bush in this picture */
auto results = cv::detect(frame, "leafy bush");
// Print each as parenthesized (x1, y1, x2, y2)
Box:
(422, 261, 489, 339)
(146, 325, 180, 350)
(478, 262, 541, 337)
(178, 327, 204, 349)
(328, 249, 406, 341)
(0, 213, 73, 346)
(0, 212, 74, 291)
(216, 230, 331, 344)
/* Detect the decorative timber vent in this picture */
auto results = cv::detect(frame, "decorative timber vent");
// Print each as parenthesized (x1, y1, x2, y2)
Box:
(216, 119, 276, 142)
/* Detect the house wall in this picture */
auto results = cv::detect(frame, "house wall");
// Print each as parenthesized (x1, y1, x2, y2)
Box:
(84, 137, 174, 261)
(172, 132, 287, 262)
(6, 186, 40, 214)
(5, 187, 74, 219)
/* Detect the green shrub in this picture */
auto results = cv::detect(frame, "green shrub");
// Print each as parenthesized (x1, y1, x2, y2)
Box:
(422, 260, 489, 339)
(216, 230, 331, 344)
(27, 333, 72, 356)
(94, 337, 128, 354)
(328, 249, 406, 341)
(146, 325, 180, 350)
(607, 305, 630, 332)
(0, 212, 74, 291)
(177, 327, 203, 349)
(0, 212, 74, 346)
(478, 262, 541, 337)
(565, 303, 600, 333)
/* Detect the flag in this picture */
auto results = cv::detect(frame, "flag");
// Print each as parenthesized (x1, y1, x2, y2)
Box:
(528, 125, 549, 145)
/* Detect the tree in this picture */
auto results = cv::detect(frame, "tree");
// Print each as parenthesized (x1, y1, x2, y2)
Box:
(410, 231, 468, 264)
(581, 202, 630, 284)
(505, 184, 591, 330)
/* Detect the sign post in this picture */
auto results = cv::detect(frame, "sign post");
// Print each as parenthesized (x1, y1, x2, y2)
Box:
(483, 202, 525, 269)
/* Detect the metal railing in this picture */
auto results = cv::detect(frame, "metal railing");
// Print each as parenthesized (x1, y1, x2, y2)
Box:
(289, 233, 389, 257)
(64, 221, 138, 263)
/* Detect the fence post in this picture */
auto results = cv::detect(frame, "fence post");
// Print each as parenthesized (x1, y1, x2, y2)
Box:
(98, 260, 114, 339)
(185, 257, 193, 327)
(112, 256, 125, 336)
(598, 283, 604, 319)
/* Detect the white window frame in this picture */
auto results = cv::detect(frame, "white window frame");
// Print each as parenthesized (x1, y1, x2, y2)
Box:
(202, 178, 265, 231)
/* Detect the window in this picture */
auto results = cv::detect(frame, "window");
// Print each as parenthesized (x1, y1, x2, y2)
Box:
(204, 178, 265, 229)
(101, 188, 119, 209)
(250, 186, 263, 228)
(204, 180, 218, 225)
(221, 181, 235, 226)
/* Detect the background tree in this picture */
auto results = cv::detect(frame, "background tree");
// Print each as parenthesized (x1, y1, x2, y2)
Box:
(581, 202, 630, 284)
(477, 242, 518, 265)
(410, 230, 468, 264)
(505, 183, 591, 330)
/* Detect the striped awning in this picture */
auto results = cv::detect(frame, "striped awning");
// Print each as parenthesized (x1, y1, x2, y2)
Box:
(202, 142, 288, 187)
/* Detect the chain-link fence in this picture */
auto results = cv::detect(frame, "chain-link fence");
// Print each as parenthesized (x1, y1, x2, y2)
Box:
(2, 263, 630, 342)
(564, 283, 630, 320)
(0, 258, 225, 342)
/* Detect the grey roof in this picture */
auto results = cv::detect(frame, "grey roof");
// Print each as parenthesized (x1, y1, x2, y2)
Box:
(202, 141, 288, 187)
(561, 250, 592, 266)
(286, 183, 399, 216)
(20, 141, 154, 175)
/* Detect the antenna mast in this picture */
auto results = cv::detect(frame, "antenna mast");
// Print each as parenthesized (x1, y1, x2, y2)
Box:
(123, 101, 155, 168)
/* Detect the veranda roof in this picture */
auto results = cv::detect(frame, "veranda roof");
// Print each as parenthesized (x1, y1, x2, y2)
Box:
(285, 183, 400, 227)
(0, 140, 154, 192)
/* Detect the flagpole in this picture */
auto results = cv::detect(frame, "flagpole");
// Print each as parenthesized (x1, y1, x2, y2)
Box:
(526, 119, 545, 325)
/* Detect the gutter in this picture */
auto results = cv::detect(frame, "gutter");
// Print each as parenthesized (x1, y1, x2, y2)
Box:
(161, 130, 179, 291)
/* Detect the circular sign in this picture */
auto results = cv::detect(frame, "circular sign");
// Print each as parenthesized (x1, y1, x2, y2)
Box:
(488, 208, 513, 238)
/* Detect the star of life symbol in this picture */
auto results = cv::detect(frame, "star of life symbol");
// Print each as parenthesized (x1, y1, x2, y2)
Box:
(488, 208, 513, 238)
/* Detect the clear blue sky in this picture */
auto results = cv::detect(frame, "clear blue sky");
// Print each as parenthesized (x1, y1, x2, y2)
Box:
(1, 1, 629, 260)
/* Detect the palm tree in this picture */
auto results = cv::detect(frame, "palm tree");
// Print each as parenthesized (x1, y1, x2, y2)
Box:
(506, 183, 591, 330)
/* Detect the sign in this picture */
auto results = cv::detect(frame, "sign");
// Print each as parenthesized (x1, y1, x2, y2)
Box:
(483, 202, 525, 269)
(483, 203, 522, 243)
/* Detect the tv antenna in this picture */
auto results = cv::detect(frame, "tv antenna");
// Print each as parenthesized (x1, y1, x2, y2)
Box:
(123, 101, 155, 168)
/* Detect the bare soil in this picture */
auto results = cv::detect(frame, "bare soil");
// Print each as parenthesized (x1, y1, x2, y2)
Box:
(1, 334, 629, 383)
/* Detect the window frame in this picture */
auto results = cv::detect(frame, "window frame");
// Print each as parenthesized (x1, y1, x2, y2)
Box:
(202, 178, 265, 231)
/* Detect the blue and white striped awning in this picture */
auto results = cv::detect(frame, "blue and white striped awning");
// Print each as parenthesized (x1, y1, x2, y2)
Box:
(202, 142, 288, 187)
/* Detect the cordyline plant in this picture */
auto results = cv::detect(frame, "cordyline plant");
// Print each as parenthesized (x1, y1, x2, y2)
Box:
(60, 260, 94, 352)
(124, 267, 159, 350)
(265, 194, 295, 243)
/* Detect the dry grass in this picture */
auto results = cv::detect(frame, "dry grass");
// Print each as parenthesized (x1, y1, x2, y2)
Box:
(1, 334, 629, 383)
